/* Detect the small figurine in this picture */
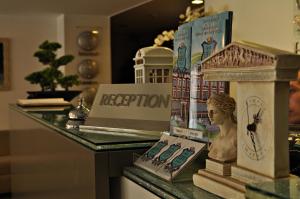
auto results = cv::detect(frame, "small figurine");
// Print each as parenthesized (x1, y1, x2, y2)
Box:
(207, 93, 237, 162)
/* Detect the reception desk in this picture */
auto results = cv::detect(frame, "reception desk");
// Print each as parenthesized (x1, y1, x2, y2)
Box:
(122, 166, 220, 199)
(9, 105, 159, 199)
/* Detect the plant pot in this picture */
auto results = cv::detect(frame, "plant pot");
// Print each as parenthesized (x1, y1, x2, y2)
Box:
(27, 90, 81, 101)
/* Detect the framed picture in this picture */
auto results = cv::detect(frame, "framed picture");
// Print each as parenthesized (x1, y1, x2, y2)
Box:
(0, 38, 10, 90)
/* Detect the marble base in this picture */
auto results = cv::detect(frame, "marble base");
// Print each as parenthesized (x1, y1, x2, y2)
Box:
(206, 159, 232, 176)
(231, 165, 273, 184)
(193, 170, 245, 199)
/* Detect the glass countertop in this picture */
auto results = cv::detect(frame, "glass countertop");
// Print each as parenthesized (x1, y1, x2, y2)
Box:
(246, 178, 300, 199)
(10, 104, 159, 151)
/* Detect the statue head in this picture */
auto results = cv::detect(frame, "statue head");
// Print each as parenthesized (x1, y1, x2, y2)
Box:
(207, 93, 236, 125)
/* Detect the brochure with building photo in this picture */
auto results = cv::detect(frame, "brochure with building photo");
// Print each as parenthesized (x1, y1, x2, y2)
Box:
(189, 11, 233, 134)
(170, 23, 192, 130)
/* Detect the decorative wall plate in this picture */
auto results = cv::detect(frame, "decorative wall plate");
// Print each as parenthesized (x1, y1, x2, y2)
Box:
(77, 30, 99, 51)
(77, 59, 98, 79)
(80, 86, 98, 107)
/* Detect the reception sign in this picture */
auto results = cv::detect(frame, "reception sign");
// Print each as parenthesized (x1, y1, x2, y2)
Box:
(81, 83, 172, 133)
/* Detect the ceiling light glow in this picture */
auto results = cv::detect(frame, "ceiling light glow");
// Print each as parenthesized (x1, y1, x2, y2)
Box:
(192, 0, 204, 4)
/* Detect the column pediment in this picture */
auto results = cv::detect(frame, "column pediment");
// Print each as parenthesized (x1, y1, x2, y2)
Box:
(202, 41, 300, 81)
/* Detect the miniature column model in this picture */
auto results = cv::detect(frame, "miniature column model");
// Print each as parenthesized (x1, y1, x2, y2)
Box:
(193, 41, 300, 199)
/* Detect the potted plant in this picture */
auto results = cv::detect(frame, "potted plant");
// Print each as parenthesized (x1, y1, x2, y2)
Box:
(25, 40, 81, 101)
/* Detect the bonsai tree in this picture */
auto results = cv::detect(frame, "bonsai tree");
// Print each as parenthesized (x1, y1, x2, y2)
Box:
(25, 40, 80, 91)
(57, 75, 80, 91)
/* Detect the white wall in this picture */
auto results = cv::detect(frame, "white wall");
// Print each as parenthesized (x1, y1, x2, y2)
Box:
(0, 14, 58, 130)
(205, 0, 295, 51)
(0, 14, 111, 130)
(205, 0, 295, 97)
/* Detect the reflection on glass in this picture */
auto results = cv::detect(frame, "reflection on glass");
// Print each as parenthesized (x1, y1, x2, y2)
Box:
(289, 71, 300, 124)
(0, 38, 9, 90)
(0, 43, 3, 84)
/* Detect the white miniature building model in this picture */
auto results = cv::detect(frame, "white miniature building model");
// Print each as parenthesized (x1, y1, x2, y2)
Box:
(133, 46, 173, 83)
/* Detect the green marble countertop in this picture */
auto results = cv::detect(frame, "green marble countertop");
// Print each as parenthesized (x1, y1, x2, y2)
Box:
(125, 166, 300, 199)
(122, 127, 299, 199)
(123, 167, 221, 199)
(10, 104, 159, 151)
(246, 178, 300, 199)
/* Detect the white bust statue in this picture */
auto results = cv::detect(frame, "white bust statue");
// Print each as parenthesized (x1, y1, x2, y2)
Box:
(207, 93, 237, 163)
